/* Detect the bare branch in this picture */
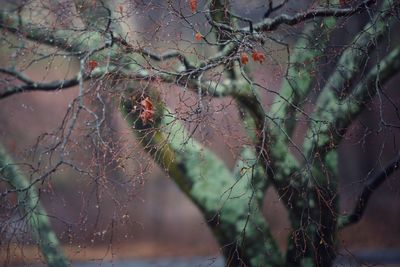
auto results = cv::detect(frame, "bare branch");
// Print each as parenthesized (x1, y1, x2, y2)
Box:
(305, 45, 400, 157)
(0, 144, 69, 267)
(270, 18, 334, 137)
(0, 9, 104, 53)
(303, 0, 399, 160)
(264, 0, 289, 18)
(338, 152, 400, 228)
(254, 0, 376, 32)
(320, 0, 397, 101)
(210, 0, 377, 34)
(0, 68, 105, 99)
(112, 36, 196, 70)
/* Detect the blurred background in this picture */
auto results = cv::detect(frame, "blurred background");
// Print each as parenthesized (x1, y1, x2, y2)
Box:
(1, 0, 400, 266)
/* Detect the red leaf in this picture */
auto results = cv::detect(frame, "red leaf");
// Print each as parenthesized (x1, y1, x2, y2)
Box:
(141, 97, 153, 111)
(240, 53, 249, 65)
(87, 60, 98, 72)
(195, 32, 203, 41)
(140, 97, 154, 124)
(140, 110, 154, 124)
(252, 51, 265, 64)
(189, 0, 197, 13)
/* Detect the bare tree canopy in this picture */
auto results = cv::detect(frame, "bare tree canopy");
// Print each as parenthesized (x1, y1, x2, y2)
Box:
(1, 0, 400, 266)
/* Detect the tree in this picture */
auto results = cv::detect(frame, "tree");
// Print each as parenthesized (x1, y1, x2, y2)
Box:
(1, 0, 400, 266)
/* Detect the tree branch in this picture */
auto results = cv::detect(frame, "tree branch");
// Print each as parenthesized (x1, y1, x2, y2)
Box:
(318, 0, 397, 102)
(340, 46, 400, 128)
(264, 0, 289, 18)
(235, 76, 303, 217)
(233, 147, 269, 206)
(210, 0, 377, 34)
(304, 0, 400, 158)
(112, 35, 198, 71)
(305, 45, 400, 158)
(0, 9, 104, 53)
(0, 68, 105, 99)
(338, 152, 400, 229)
(254, 0, 376, 32)
(269, 17, 336, 137)
(0, 144, 69, 267)
(119, 84, 282, 266)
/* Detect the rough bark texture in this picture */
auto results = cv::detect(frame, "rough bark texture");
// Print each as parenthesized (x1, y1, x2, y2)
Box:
(120, 88, 282, 266)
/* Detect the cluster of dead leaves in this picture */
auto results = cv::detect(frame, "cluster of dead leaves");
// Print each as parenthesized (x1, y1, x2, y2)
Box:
(240, 51, 266, 64)
(139, 97, 155, 124)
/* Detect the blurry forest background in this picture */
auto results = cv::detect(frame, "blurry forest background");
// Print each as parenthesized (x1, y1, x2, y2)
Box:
(1, 0, 400, 265)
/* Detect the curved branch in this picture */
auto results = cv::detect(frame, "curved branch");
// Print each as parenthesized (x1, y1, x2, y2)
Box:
(0, 68, 105, 99)
(0, 67, 33, 84)
(264, 0, 289, 18)
(211, 0, 376, 34)
(112, 36, 196, 70)
(254, 0, 376, 32)
(338, 153, 400, 229)
(0, 63, 235, 101)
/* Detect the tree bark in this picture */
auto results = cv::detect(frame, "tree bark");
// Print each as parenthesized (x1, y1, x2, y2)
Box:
(0, 144, 69, 267)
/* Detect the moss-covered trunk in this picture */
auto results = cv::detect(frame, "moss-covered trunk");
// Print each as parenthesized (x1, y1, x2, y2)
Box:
(0, 144, 69, 267)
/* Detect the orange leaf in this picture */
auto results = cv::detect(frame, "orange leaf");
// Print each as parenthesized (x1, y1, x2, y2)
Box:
(141, 97, 153, 111)
(189, 0, 197, 13)
(140, 110, 154, 124)
(252, 52, 257, 61)
(140, 97, 154, 124)
(87, 60, 98, 71)
(240, 53, 249, 65)
(118, 5, 123, 15)
(252, 51, 265, 64)
(257, 53, 265, 63)
(195, 32, 203, 41)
